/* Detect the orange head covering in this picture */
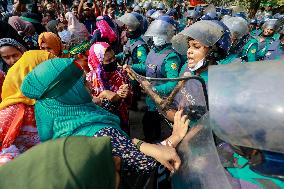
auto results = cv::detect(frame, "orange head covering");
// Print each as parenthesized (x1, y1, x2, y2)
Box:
(0, 50, 55, 110)
(38, 32, 63, 57)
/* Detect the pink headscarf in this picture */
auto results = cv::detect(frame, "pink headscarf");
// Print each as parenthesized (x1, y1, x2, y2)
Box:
(88, 42, 110, 71)
(86, 42, 110, 96)
(93, 16, 117, 43)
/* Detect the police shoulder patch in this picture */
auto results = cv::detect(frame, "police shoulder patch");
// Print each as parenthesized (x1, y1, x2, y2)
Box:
(251, 49, 257, 54)
(171, 63, 177, 70)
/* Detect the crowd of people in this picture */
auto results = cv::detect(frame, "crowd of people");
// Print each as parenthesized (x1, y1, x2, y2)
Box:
(0, 0, 284, 188)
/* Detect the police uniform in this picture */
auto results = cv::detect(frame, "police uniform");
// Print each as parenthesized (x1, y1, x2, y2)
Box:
(219, 39, 258, 64)
(132, 44, 181, 141)
(117, 12, 149, 110)
(116, 36, 148, 66)
(226, 153, 284, 188)
(257, 33, 283, 60)
(250, 29, 262, 37)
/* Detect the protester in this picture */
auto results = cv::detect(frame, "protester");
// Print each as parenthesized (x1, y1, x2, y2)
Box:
(87, 42, 132, 134)
(46, 20, 59, 34)
(0, 50, 55, 165)
(65, 12, 89, 41)
(0, 38, 27, 72)
(21, 57, 188, 175)
(38, 32, 64, 57)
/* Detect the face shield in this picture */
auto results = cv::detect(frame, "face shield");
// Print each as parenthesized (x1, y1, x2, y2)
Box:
(144, 19, 177, 43)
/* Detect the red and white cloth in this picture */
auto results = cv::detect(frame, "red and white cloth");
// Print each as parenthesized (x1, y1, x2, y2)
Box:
(0, 104, 40, 165)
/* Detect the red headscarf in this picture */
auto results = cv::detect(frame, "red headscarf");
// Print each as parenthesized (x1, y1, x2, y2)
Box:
(93, 16, 117, 43)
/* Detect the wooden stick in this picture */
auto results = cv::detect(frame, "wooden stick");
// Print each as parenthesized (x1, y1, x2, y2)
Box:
(160, 80, 186, 110)
(126, 68, 164, 107)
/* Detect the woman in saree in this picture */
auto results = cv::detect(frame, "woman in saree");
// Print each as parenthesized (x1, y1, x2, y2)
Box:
(87, 42, 132, 134)
(0, 50, 55, 165)
(21, 57, 189, 187)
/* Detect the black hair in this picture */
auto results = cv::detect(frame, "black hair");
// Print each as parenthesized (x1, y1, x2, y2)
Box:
(187, 37, 226, 69)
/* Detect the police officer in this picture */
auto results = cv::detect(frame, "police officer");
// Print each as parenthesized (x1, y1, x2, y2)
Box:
(249, 18, 262, 36)
(256, 19, 283, 60)
(117, 12, 149, 110)
(220, 16, 258, 64)
(132, 15, 182, 142)
(166, 20, 231, 123)
(156, 2, 165, 11)
(145, 9, 156, 23)
(143, 1, 152, 13)
(172, 20, 231, 83)
(133, 5, 142, 14)
(186, 10, 200, 27)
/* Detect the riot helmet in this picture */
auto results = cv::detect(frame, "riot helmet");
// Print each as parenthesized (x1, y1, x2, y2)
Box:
(156, 2, 165, 10)
(171, 20, 231, 62)
(133, 5, 142, 13)
(232, 12, 247, 21)
(118, 12, 145, 38)
(143, 1, 152, 10)
(222, 16, 249, 43)
(166, 8, 178, 18)
(201, 4, 218, 20)
(146, 9, 156, 18)
(145, 15, 177, 46)
(262, 18, 283, 32)
(131, 3, 138, 9)
(150, 10, 165, 20)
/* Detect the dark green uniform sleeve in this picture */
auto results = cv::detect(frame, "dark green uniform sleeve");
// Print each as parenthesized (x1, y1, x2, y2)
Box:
(116, 52, 124, 61)
(179, 62, 188, 76)
(246, 43, 258, 62)
(131, 46, 148, 74)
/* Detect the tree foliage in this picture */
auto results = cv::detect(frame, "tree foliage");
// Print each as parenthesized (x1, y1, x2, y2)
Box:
(202, 0, 284, 18)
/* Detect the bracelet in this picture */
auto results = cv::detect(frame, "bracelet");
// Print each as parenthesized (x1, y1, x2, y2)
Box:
(160, 139, 173, 147)
(167, 139, 173, 147)
(136, 140, 144, 150)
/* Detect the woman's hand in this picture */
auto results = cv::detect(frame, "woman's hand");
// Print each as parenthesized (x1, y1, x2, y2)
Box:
(133, 138, 181, 173)
(98, 90, 120, 102)
(92, 96, 102, 106)
(151, 145, 181, 173)
(116, 84, 129, 99)
(168, 110, 189, 147)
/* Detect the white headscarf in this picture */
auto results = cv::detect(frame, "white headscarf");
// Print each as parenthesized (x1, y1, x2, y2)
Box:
(65, 12, 89, 40)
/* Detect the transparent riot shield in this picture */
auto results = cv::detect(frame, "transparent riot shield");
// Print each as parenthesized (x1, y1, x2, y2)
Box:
(172, 114, 233, 189)
(126, 68, 208, 122)
(209, 60, 284, 154)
